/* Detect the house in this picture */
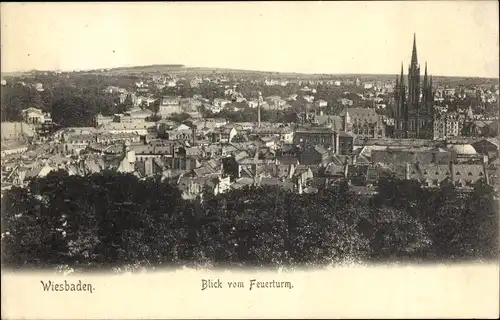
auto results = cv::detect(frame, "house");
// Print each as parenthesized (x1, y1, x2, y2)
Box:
(314, 115, 343, 130)
(303, 95, 315, 103)
(337, 131, 355, 155)
(293, 165, 314, 194)
(22, 163, 55, 182)
(293, 127, 352, 155)
(299, 145, 331, 166)
(250, 127, 294, 144)
(63, 134, 96, 154)
(259, 136, 276, 148)
(95, 133, 141, 145)
(314, 100, 328, 108)
(1, 141, 29, 157)
(338, 98, 354, 106)
(371, 146, 452, 165)
(1, 122, 36, 140)
(116, 143, 136, 174)
(212, 127, 237, 144)
(95, 114, 114, 126)
(158, 123, 195, 142)
(472, 138, 499, 161)
(127, 108, 154, 120)
(134, 158, 167, 177)
(265, 96, 287, 109)
(178, 174, 232, 200)
(340, 108, 385, 138)
(21, 108, 46, 124)
(101, 121, 156, 136)
(396, 162, 489, 190)
(158, 96, 182, 116)
(433, 111, 460, 140)
(294, 127, 336, 149)
(213, 98, 232, 108)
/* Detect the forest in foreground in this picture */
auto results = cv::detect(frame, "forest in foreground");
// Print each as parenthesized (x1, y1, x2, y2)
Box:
(1, 171, 498, 272)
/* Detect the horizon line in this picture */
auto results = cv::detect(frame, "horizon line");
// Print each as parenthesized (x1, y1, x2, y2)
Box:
(2, 64, 499, 80)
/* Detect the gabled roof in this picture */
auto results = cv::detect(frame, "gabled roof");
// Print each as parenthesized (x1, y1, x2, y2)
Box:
(234, 150, 250, 162)
(259, 177, 295, 191)
(314, 145, 328, 155)
(325, 164, 345, 176)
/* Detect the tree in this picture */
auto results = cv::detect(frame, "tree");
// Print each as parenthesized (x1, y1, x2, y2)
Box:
(51, 96, 96, 127)
(168, 112, 191, 123)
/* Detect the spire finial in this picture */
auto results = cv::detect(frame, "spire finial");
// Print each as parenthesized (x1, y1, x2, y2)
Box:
(411, 33, 418, 65)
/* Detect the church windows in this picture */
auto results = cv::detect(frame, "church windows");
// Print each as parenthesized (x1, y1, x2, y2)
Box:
(410, 120, 416, 130)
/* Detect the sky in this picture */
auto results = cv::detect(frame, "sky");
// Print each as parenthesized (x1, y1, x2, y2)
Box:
(1, 1, 499, 78)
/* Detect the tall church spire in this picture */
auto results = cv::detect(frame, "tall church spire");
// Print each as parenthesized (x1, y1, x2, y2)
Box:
(400, 61, 404, 84)
(423, 61, 428, 87)
(411, 33, 418, 66)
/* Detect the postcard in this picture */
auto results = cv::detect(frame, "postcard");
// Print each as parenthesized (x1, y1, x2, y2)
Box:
(1, 1, 499, 319)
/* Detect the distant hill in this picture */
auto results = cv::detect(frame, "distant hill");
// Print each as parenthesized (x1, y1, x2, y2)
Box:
(2, 65, 498, 86)
(98, 64, 186, 74)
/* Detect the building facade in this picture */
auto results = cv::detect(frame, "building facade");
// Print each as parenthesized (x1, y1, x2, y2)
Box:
(433, 111, 460, 140)
(340, 108, 386, 138)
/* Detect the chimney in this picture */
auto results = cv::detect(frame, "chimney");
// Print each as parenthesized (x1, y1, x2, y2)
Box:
(483, 155, 490, 185)
(191, 127, 196, 146)
(257, 102, 261, 127)
(145, 158, 153, 176)
(482, 154, 488, 166)
(257, 92, 262, 128)
(449, 161, 455, 183)
(334, 132, 340, 155)
(405, 162, 410, 180)
(298, 176, 303, 194)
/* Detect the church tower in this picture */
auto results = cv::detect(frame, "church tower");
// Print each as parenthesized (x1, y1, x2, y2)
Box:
(394, 62, 406, 137)
(408, 33, 421, 137)
(393, 33, 433, 139)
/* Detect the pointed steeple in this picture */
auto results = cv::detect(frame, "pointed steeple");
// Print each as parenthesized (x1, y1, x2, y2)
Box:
(400, 62, 404, 84)
(466, 105, 474, 119)
(423, 61, 428, 88)
(411, 33, 418, 66)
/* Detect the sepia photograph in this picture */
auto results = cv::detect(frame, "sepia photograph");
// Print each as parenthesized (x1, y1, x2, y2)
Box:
(1, 1, 499, 319)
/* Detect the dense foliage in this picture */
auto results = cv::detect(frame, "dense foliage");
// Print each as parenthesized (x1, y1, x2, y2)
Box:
(1, 80, 130, 125)
(2, 171, 497, 271)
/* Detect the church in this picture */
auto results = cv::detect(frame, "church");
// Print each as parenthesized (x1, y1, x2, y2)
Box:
(393, 34, 434, 139)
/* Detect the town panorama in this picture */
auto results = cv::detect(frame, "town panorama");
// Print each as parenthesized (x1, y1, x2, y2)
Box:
(1, 35, 499, 272)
